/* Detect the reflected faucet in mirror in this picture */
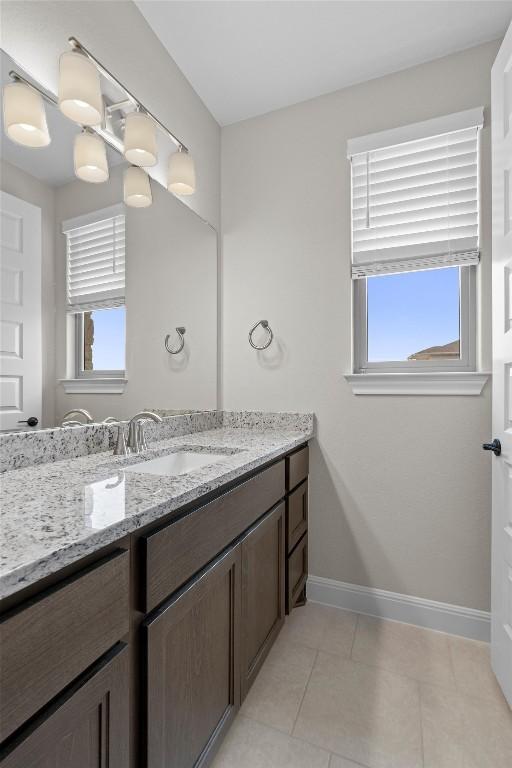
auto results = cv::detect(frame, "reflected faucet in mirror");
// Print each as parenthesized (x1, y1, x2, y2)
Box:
(61, 408, 94, 427)
(61, 412, 121, 428)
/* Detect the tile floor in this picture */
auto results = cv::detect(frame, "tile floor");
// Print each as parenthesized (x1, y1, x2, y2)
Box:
(211, 602, 512, 768)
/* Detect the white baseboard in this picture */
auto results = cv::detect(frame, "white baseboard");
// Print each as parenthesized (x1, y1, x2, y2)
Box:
(307, 575, 490, 641)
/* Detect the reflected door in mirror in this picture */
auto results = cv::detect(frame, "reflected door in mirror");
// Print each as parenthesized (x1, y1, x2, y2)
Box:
(0, 191, 41, 431)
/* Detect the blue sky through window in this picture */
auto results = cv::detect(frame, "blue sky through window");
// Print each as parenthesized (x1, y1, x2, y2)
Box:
(89, 307, 126, 370)
(367, 267, 460, 362)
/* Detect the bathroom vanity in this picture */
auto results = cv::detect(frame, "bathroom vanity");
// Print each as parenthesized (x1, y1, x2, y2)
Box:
(0, 415, 311, 767)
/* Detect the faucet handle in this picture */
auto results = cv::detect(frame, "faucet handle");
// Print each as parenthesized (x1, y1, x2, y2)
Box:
(114, 424, 129, 456)
(127, 420, 139, 452)
(136, 420, 150, 452)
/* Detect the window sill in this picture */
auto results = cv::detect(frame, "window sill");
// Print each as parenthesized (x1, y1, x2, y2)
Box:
(344, 372, 490, 396)
(60, 378, 128, 395)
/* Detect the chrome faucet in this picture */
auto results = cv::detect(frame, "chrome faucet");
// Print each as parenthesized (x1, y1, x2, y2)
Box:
(126, 411, 163, 454)
(61, 408, 94, 427)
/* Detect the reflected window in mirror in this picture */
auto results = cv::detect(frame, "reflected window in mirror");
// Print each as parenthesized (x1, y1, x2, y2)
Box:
(63, 204, 126, 379)
(76, 306, 126, 376)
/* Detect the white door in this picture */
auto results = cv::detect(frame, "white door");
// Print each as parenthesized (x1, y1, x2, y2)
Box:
(490, 22, 512, 707)
(0, 191, 42, 431)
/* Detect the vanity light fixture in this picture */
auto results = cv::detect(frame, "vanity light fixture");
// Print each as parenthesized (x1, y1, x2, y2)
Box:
(5, 38, 200, 198)
(2, 80, 50, 147)
(124, 111, 157, 166)
(168, 148, 196, 196)
(58, 50, 103, 126)
(74, 130, 109, 183)
(124, 166, 152, 207)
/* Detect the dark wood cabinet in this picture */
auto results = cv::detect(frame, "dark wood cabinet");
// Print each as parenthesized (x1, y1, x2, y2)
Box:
(285, 447, 309, 613)
(0, 644, 129, 768)
(0, 443, 309, 768)
(145, 546, 241, 768)
(143, 461, 285, 612)
(0, 550, 129, 742)
(240, 502, 285, 699)
(286, 445, 309, 492)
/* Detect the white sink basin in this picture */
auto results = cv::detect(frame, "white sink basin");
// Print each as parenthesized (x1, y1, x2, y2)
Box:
(123, 451, 227, 477)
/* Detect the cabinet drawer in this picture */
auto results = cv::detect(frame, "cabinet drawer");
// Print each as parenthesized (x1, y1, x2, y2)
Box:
(0, 644, 129, 768)
(143, 460, 285, 612)
(287, 479, 308, 554)
(0, 549, 129, 741)
(286, 445, 309, 491)
(286, 534, 308, 613)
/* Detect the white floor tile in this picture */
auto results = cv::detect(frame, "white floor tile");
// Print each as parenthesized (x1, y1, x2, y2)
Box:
(211, 715, 330, 768)
(293, 651, 423, 768)
(420, 681, 512, 768)
(351, 614, 456, 689)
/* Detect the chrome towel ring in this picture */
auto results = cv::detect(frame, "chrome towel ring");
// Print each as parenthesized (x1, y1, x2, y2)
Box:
(165, 326, 186, 354)
(249, 320, 273, 350)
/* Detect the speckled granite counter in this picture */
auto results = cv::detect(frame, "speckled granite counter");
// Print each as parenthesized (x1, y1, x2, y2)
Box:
(0, 418, 313, 600)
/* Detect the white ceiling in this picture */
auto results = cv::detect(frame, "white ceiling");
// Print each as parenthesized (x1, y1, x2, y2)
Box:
(135, 0, 512, 126)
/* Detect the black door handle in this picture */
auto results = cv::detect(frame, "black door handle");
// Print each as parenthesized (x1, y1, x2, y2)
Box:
(17, 417, 38, 427)
(482, 438, 501, 456)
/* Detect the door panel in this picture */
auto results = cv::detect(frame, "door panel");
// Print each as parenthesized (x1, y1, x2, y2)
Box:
(145, 545, 241, 768)
(0, 644, 129, 768)
(491, 21, 512, 706)
(241, 502, 285, 699)
(0, 191, 41, 431)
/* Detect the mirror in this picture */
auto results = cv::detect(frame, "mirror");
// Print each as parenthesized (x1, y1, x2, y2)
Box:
(0, 50, 218, 431)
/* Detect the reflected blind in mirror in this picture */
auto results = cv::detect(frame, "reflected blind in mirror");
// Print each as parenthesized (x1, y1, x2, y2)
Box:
(63, 205, 125, 312)
(348, 110, 482, 278)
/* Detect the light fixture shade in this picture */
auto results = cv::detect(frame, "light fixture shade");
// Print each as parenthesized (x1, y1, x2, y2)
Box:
(3, 81, 50, 147)
(59, 51, 102, 126)
(168, 150, 196, 195)
(74, 131, 109, 183)
(124, 112, 157, 166)
(124, 166, 152, 207)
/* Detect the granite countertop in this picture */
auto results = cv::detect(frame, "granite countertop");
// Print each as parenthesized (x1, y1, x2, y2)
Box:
(0, 424, 313, 600)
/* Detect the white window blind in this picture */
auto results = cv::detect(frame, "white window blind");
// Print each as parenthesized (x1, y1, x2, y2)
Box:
(348, 108, 483, 278)
(63, 205, 125, 312)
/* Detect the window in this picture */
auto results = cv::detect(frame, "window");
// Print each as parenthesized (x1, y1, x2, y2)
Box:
(348, 108, 482, 375)
(63, 205, 126, 379)
(354, 265, 475, 372)
(75, 306, 126, 375)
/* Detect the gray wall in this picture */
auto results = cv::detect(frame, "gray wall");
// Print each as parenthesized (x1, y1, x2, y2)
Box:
(0, 0, 221, 228)
(0, 159, 56, 428)
(221, 41, 499, 611)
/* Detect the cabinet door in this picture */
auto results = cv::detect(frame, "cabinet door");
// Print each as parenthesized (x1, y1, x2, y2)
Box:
(241, 502, 285, 699)
(0, 644, 129, 768)
(145, 545, 241, 768)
